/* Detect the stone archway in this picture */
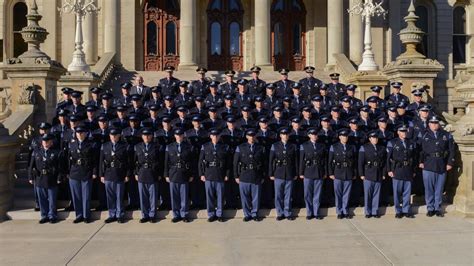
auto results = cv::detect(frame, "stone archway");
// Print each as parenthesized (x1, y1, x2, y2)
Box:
(2, 0, 27, 62)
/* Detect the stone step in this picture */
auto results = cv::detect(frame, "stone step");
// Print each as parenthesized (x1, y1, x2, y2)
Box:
(15, 161, 28, 170)
(16, 152, 29, 162)
(6, 204, 456, 221)
(15, 169, 28, 180)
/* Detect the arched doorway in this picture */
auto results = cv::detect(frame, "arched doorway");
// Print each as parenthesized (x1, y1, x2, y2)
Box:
(271, 0, 306, 71)
(143, 0, 180, 71)
(207, 0, 244, 71)
(13, 2, 28, 58)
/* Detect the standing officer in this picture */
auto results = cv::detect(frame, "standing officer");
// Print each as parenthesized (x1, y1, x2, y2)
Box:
(327, 73, 346, 101)
(385, 82, 409, 106)
(234, 129, 265, 222)
(219, 70, 237, 95)
(164, 129, 194, 223)
(28, 133, 64, 224)
(189, 67, 210, 97)
(159, 66, 180, 97)
(387, 125, 417, 218)
(199, 129, 231, 222)
(299, 128, 327, 220)
(328, 129, 357, 219)
(419, 116, 455, 217)
(358, 131, 386, 218)
(67, 126, 98, 224)
(275, 69, 294, 98)
(269, 128, 298, 221)
(99, 128, 131, 224)
(247, 66, 266, 98)
(133, 128, 162, 223)
(299, 66, 323, 99)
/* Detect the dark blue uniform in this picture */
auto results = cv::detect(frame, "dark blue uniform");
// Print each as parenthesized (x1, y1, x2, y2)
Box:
(189, 79, 210, 97)
(159, 77, 180, 97)
(247, 78, 266, 98)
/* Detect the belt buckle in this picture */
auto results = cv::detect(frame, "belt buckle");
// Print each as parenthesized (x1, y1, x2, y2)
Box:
(373, 162, 378, 167)
(342, 162, 348, 167)
(248, 164, 254, 170)
(144, 163, 149, 168)
(111, 162, 115, 168)
(177, 163, 182, 169)
(41, 169, 47, 175)
(403, 161, 409, 166)
(77, 159, 82, 166)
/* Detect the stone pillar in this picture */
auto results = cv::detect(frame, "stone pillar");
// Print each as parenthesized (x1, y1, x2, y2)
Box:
(104, 0, 118, 56)
(254, 0, 272, 70)
(83, 4, 97, 65)
(0, 125, 19, 221)
(178, 0, 197, 70)
(327, 0, 344, 66)
(349, 0, 363, 65)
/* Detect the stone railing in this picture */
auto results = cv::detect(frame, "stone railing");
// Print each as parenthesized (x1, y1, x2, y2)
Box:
(91, 52, 116, 88)
(333, 53, 357, 83)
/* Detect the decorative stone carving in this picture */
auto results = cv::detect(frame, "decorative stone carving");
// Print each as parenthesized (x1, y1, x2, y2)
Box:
(17, 83, 38, 105)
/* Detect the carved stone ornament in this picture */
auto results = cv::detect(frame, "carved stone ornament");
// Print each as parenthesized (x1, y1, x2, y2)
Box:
(17, 83, 37, 105)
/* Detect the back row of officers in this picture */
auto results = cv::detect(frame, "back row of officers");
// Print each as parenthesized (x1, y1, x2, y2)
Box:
(28, 66, 455, 224)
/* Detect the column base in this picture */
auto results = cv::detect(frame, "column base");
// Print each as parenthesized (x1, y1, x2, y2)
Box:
(178, 63, 199, 71)
(255, 64, 274, 72)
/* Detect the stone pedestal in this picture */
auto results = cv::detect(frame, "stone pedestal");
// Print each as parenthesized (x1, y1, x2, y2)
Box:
(344, 71, 388, 100)
(0, 124, 20, 221)
(58, 71, 99, 103)
(1, 58, 66, 123)
(383, 59, 444, 99)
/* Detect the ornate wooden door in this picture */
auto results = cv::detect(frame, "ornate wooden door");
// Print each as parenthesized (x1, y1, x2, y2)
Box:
(271, 0, 306, 71)
(144, 0, 180, 71)
(207, 0, 244, 71)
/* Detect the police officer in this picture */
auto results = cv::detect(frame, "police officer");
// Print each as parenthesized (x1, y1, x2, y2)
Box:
(189, 67, 210, 97)
(234, 129, 265, 222)
(275, 69, 294, 98)
(328, 129, 357, 219)
(358, 131, 387, 218)
(99, 128, 131, 224)
(219, 70, 237, 95)
(385, 82, 409, 106)
(419, 116, 455, 217)
(269, 128, 298, 220)
(159, 66, 180, 96)
(247, 66, 266, 98)
(199, 129, 231, 222)
(164, 128, 194, 223)
(133, 128, 162, 223)
(28, 133, 64, 224)
(67, 126, 98, 223)
(299, 128, 327, 220)
(387, 125, 417, 218)
(327, 73, 346, 101)
(299, 66, 323, 99)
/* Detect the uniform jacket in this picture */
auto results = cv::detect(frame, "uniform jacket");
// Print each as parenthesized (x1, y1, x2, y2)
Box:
(418, 130, 455, 174)
(28, 147, 64, 188)
(99, 141, 131, 182)
(268, 141, 298, 180)
(133, 142, 163, 183)
(234, 142, 266, 184)
(358, 143, 387, 182)
(386, 138, 418, 180)
(164, 141, 193, 183)
(298, 141, 327, 179)
(198, 142, 231, 181)
(67, 139, 98, 180)
(328, 142, 357, 180)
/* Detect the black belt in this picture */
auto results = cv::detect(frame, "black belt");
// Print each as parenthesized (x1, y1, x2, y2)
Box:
(429, 152, 444, 158)
(141, 162, 152, 169)
(366, 161, 381, 167)
(336, 162, 352, 168)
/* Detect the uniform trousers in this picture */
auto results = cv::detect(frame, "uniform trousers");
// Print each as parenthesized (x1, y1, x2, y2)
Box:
(422, 170, 446, 212)
(392, 178, 412, 214)
(334, 179, 352, 215)
(363, 179, 381, 216)
(105, 180, 125, 218)
(274, 179, 293, 217)
(36, 186, 58, 220)
(239, 182, 261, 218)
(138, 182, 157, 219)
(205, 180, 225, 218)
(303, 178, 323, 217)
(170, 182, 189, 218)
(69, 179, 92, 219)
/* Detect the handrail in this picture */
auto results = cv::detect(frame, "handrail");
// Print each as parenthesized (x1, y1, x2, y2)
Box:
(91, 52, 116, 88)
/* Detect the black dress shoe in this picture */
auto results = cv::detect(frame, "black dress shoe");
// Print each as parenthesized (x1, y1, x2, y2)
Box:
(34, 207, 40, 212)
(207, 216, 218, 223)
(404, 213, 415, 218)
(306, 215, 314, 220)
(183, 217, 191, 223)
(84, 218, 92, 224)
(435, 211, 444, 217)
(243, 216, 252, 222)
(315, 215, 323, 220)
(217, 217, 225, 222)
(94, 206, 106, 211)
(365, 214, 372, 218)
(139, 217, 150, 223)
(427, 211, 435, 217)
(276, 216, 285, 221)
(39, 217, 49, 224)
(253, 217, 262, 222)
(73, 217, 84, 224)
(117, 217, 125, 223)
(395, 213, 403, 219)
(372, 214, 380, 218)
(49, 218, 58, 224)
(345, 214, 352, 219)
(64, 205, 74, 212)
(150, 218, 158, 223)
(104, 217, 117, 223)
(171, 217, 181, 223)
(337, 214, 343, 219)
(286, 216, 296, 221)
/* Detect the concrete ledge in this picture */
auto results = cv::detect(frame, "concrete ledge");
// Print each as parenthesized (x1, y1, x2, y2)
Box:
(7, 204, 456, 221)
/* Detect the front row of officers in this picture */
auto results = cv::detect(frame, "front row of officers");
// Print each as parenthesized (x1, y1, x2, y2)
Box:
(29, 116, 455, 224)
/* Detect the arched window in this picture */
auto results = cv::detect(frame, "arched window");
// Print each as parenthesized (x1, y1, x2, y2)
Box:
(211, 22, 222, 55)
(292, 23, 302, 55)
(13, 2, 28, 58)
(229, 0, 241, 11)
(229, 22, 240, 56)
(274, 22, 284, 55)
(415, 5, 429, 56)
(210, 0, 222, 10)
(453, 6, 467, 64)
(166, 22, 177, 55)
(415, 2, 436, 58)
(146, 22, 158, 55)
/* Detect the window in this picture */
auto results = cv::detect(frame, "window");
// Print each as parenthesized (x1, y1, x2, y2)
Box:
(13, 2, 28, 57)
(210, 0, 222, 10)
(146, 22, 158, 55)
(453, 6, 466, 64)
(274, 0, 284, 11)
(166, 22, 176, 55)
(292, 0, 302, 11)
(274, 22, 284, 55)
(415, 5, 429, 56)
(229, 0, 240, 11)
(211, 22, 222, 55)
(292, 23, 301, 54)
(229, 22, 240, 55)
(165, 0, 178, 10)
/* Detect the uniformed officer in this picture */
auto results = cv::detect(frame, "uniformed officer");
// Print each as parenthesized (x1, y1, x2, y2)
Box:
(419, 116, 455, 217)
(299, 128, 327, 220)
(99, 128, 131, 223)
(28, 133, 64, 224)
(67, 126, 98, 223)
(269, 128, 298, 220)
(114, 82, 133, 107)
(133, 128, 162, 223)
(175, 81, 193, 108)
(86, 87, 102, 107)
(234, 129, 265, 222)
(299, 66, 323, 99)
(164, 128, 194, 223)
(407, 88, 426, 116)
(358, 131, 387, 218)
(159, 66, 180, 96)
(346, 84, 363, 110)
(247, 66, 266, 98)
(56, 87, 73, 112)
(65, 91, 86, 119)
(218, 70, 237, 95)
(327, 73, 346, 100)
(328, 129, 357, 219)
(188, 67, 210, 97)
(275, 69, 294, 98)
(385, 81, 409, 106)
(205, 81, 224, 107)
(387, 125, 417, 218)
(199, 129, 231, 222)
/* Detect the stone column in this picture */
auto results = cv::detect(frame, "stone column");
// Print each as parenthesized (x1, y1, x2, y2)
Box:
(254, 0, 272, 70)
(178, 0, 197, 70)
(83, 4, 97, 65)
(327, 0, 344, 66)
(349, 0, 363, 65)
(0, 125, 19, 221)
(104, 0, 118, 56)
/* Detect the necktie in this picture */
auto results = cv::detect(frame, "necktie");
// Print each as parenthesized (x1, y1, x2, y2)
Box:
(213, 144, 217, 152)
(402, 140, 406, 149)
(145, 143, 149, 152)
(138, 87, 142, 95)
(312, 142, 316, 150)
(343, 144, 346, 151)
(263, 131, 266, 137)
(112, 143, 116, 152)
(283, 143, 287, 150)
(250, 144, 253, 153)
(434, 131, 437, 139)
(230, 130, 234, 137)
(78, 141, 82, 150)
(178, 143, 181, 153)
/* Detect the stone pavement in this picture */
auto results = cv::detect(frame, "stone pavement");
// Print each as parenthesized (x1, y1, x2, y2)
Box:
(0, 213, 473, 266)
